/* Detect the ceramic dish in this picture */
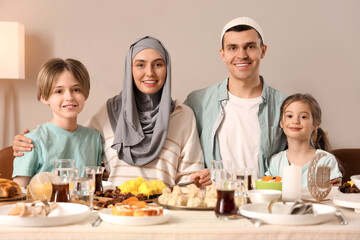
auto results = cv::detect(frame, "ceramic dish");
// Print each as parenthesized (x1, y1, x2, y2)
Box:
(99, 208, 170, 225)
(248, 189, 282, 204)
(239, 202, 336, 225)
(102, 181, 113, 191)
(350, 175, 360, 188)
(0, 202, 90, 227)
(0, 193, 26, 202)
(333, 193, 360, 213)
(255, 179, 282, 191)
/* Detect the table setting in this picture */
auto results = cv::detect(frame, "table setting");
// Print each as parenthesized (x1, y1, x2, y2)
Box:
(1, 159, 360, 240)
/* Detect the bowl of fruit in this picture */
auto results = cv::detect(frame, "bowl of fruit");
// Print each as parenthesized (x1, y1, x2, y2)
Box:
(255, 176, 282, 191)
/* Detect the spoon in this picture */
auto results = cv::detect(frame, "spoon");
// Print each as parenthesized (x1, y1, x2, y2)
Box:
(335, 210, 348, 225)
(289, 200, 313, 215)
(90, 216, 102, 227)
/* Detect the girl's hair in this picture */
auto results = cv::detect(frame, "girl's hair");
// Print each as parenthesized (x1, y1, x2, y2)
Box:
(36, 58, 90, 101)
(280, 93, 331, 152)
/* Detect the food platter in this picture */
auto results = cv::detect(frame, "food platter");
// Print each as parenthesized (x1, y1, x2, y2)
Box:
(0, 202, 90, 227)
(0, 193, 26, 202)
(239, 202, 336, 225)
(154, 199, 214, 211)
(333, 193, 360, 213)
(93, 194, 160, 210)
(99, 208, 170, 225)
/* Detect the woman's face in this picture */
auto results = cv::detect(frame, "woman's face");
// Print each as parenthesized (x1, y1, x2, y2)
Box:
(132, 48, 166, 94)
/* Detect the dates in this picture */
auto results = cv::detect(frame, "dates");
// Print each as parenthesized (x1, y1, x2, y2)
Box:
(93, 188, 147, 209)
(338, 182, 360, 193)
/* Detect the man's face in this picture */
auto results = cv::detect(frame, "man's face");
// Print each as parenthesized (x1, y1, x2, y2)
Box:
(220, 29, 267, 84)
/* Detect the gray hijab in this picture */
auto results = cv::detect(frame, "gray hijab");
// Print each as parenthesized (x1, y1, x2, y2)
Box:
(106, 36, 175, 166)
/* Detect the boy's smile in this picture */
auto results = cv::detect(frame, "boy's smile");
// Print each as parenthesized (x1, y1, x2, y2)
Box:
(41, 70, 86, 131)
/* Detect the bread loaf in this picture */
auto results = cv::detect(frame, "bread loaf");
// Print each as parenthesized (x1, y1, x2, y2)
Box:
(0, 178, 22, 198)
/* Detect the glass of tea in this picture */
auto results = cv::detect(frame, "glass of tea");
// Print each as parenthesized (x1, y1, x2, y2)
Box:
(246, 168, 254, 191)
(51, 159, 76, 202)
(214, 169, 237, 220)
(50, 174, 71, 202)
(85, 166, 105, 193)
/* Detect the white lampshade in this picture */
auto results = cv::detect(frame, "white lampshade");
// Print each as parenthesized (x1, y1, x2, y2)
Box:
(0, 21, 25, 80)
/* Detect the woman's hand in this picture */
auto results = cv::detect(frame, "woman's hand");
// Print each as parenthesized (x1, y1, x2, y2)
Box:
(330, 177, 342, 187)
(12, 129, 33, 157)
(190, 168, 212, 188)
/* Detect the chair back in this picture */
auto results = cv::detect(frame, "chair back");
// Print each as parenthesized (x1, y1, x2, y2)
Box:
(0, 146, 15, 179)
(332, 148, 360, 183)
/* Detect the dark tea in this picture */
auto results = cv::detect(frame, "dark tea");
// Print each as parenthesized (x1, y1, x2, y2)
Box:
(50, 183, 70, 202)
(87, 172, 103, 192)
(94, 173, 103, 192)
(247, 174, 253, 190)
(215, 189, 237, 219)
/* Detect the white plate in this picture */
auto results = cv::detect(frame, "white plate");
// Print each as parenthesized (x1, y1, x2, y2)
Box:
(333, 193, 360, 213)
(239, 202, 336, 225)
(0, 202, 90, 227)
(99, 208, 170, 225)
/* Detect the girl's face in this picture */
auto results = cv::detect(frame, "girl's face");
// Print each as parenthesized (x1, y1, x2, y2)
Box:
(41, 70, 86, 123)
(132, 48, 166, 94)
(280, 101, 317, 141)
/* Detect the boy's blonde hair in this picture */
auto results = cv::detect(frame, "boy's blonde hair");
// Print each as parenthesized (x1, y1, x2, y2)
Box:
(37, 58, 90, 101)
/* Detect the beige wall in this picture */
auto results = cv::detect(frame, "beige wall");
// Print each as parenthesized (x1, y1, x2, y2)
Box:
(0, 0, 359, 150)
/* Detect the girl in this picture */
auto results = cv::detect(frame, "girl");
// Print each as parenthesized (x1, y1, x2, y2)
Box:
(266, 93, 342, 187)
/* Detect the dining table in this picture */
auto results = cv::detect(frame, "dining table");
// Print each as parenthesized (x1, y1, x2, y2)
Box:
(0, 187, 359, 240)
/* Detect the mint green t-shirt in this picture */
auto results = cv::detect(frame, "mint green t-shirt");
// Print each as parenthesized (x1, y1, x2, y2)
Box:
(12, 123, 102, 177)
(265, 149, 342, 187)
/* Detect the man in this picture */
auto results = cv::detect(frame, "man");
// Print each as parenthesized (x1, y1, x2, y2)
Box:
(184, 17, 287, 178)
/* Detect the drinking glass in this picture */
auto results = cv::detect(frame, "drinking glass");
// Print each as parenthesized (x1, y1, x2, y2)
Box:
(70, 168, 94, 208)
(50, 174, 71, 202)
(214, 169, 237, 220)
(51, 159, 76, 202)
(246, 168, 254, 191)
(54, 159, 76, 170)
(233, 168, 248, 207)
(210, 160, 223, 182)
(85, 166, 105, 193)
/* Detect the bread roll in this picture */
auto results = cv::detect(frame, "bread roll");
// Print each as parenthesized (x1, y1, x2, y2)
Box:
(0, 178, 22, 198)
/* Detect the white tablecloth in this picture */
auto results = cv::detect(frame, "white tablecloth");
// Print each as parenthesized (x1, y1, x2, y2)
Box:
(1, 188, 360, 240)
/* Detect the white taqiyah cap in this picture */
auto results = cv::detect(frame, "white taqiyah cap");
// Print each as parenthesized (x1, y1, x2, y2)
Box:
(220, 17, 264, 46)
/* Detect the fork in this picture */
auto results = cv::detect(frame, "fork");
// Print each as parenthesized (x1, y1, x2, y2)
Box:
(335, 210, 348, 225)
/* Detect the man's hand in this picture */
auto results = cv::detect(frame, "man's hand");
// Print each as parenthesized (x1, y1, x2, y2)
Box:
(12, 129, 33, 157)
(190, 168, 212, 188)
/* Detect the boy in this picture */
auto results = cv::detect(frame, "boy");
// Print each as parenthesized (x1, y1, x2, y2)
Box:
(13, 58, 102, 187)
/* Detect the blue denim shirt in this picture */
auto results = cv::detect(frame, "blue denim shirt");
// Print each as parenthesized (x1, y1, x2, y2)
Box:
(184, 77, 287, 177)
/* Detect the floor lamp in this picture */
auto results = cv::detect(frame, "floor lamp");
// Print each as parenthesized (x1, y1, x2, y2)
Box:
(0, 21, 25, 148)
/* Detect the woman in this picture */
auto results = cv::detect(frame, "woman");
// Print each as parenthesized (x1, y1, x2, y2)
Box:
(13, 36, 211, 187)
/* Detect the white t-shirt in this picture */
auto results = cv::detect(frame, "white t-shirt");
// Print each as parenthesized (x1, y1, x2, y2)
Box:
(218, 91, 262, 178)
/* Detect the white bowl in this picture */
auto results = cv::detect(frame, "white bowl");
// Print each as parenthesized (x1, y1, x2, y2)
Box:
(102, 181, 113, 191)
(350, 175, 360, 188)
(248, 189, 282, 204)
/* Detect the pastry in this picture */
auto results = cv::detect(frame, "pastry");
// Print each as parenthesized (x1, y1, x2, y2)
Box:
(0, 178, 22, 198)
